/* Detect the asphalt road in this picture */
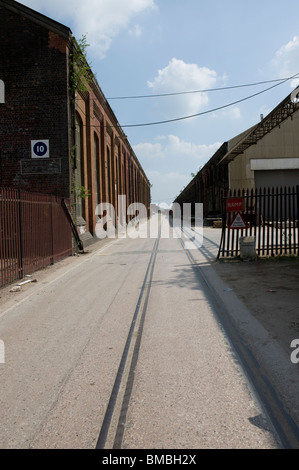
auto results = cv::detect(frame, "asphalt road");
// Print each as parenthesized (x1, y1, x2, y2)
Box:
(0, 215, 284, 448)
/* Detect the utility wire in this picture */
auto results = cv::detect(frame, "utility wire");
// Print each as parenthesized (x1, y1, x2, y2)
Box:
(107, 75, 299, 100)
(118, 73, 299, 128)
(76, 73, 299, 129)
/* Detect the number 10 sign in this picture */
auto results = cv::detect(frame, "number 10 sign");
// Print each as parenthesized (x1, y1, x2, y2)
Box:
(31, 140, 50, 159)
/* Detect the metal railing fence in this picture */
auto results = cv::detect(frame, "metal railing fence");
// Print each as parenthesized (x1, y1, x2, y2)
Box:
(0, 188, 72, 288)
(218, 186, 299, 258)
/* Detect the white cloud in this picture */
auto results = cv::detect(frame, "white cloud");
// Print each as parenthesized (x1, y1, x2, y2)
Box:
(147, 58, 219, 116)
(166, 135, 222, 161)
(129, 24, 142, 38)
(134, 135, 222, 162)
(211, 106, 241, 120)
(147, 170, 189, 184)
(133, 141, 164, 159)
(19, 0, 156, 58)
(134, 136, 222, 203)
(146, 170, 191, 204)
(272, 36, 299, 87)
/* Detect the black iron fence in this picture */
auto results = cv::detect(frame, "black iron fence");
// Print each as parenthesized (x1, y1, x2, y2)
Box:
(218, 186, 299, 258)
(0, 188, 73, 288)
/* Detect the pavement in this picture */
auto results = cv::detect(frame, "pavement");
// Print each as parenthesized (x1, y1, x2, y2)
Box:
(201, 229, 299, 438)
(213, 254, 299, 360)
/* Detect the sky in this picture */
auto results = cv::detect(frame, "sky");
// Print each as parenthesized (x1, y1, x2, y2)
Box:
(18, 0, 299, 207)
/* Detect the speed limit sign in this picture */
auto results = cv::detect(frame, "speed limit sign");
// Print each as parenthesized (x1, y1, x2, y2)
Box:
(31, 140, 50, 158)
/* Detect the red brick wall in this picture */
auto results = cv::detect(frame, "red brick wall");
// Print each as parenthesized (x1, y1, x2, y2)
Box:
(0, 3, 151, 241)
(0, 6, 71, 197)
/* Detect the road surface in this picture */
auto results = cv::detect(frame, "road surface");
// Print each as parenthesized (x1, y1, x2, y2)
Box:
(0, 215, 289, 448)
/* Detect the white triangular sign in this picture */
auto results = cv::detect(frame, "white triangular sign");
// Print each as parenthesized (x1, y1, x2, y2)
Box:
(229, 212, 246, 229)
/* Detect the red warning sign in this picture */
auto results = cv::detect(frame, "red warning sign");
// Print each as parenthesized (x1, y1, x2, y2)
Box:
(229, 211, 246, 229)
(227, 197, 243, 212)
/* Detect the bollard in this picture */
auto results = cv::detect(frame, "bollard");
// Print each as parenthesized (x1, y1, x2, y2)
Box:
(239, 236, 256, 260)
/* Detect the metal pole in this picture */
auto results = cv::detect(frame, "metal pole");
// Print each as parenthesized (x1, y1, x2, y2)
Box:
(18, 189, 24, 279)
(50, 196, 54, 265)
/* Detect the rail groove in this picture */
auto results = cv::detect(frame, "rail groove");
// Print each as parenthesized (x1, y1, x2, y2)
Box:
(96, 236, 160, 449)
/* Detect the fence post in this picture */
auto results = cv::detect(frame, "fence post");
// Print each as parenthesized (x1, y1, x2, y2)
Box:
(50, 196, 54, 265)
(18, 189, 24, 279)
(217, 189, 226, 259)
(297, 185, 299, 256)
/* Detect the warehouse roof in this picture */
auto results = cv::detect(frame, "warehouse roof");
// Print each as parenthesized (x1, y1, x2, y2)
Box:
(219, 90, 299, 164)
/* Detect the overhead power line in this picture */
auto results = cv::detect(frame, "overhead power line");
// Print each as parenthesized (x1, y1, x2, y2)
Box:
(118, 73, 299, 128)
(76, 73, 299, 129)
(107, 75, 299, 101)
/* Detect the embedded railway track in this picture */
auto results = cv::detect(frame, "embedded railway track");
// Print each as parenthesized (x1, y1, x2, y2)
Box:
(96, 226, 299, 449)
(96, 235, 160, 449)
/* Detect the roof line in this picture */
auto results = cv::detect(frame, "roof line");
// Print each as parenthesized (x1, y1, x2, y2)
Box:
(219, 91, 299, 164)
(0, 0, 72, 39)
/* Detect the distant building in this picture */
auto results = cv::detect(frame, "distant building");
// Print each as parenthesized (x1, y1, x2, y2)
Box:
(175, 90, 299, 220)
(0, 0, 150, 247)
(174, 127, 253, 220)
(220, 92, 299, 191)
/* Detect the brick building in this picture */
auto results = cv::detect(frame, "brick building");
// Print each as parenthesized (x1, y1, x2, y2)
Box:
(174, 128, 251, 221)
(0, 0, 150, 246)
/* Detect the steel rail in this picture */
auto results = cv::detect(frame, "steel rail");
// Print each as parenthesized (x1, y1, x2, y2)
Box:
(96, 234, 160, 449)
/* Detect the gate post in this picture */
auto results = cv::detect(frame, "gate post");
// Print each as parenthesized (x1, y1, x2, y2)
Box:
(217, 189, 227, 259)
(297, 185, 299, 256)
